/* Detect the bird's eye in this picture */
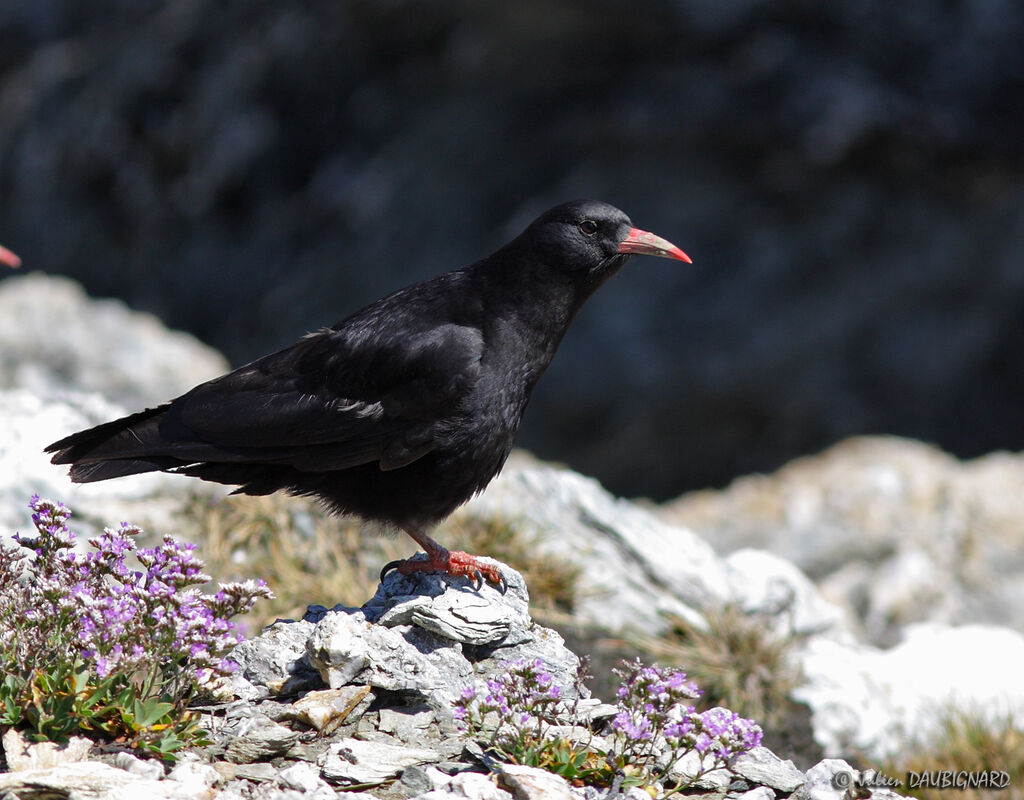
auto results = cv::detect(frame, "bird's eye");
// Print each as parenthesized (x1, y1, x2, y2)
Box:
(579, 220, 598, 236)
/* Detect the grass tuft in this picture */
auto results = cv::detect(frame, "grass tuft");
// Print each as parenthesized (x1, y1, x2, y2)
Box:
(887, 706, 1024, 800)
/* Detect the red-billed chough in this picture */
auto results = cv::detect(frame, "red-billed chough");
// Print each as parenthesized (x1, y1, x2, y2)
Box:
(46, 200, 690, 587)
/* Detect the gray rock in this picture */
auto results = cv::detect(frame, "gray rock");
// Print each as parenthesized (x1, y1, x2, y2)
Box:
(231, 618, 322, 694)
(322, 738, 443, 785)
(793, 759, 905, 800)
(307, 608, 474, 706)
(498, 764, 574, 800)
(221, 714, 302, 763)
(368, 563, 532, 646)
(378, 706, 436, 742)
(662, 437, 1024, 644)
(0, 761, 189, 800)
(731, 747, 804, 792)
(414, 771, 514, 800)
(235, 761, 280, 783)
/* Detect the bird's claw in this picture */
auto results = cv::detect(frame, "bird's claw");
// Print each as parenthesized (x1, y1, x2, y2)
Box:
(379, 551, 506, 593)
(379, 559, 403, 582)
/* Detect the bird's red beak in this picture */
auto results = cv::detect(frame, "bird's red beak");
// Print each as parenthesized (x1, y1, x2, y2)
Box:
(617, 228, 692, 263)
(0, 245, 20, 269)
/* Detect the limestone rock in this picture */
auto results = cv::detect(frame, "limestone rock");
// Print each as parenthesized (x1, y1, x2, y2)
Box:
(321, 738, 442, 785)
(367, 563, 532, 646)
(793, 759, 905, 800)
(414, 771, 513, 800)
(221, 714, 302, 763)
(730, 746, 805, 793)
(794, 623, 1024, 759)
(0, 760, 201, 800)
(0, 274, 228, 410)
(497, 764, 573, 800)
(2, 728, 92, 771)
(231, 618, 322, 695)
(463, 466, 733, 636)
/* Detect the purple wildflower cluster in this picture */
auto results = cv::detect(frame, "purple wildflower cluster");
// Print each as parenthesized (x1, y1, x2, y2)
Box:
(610, 660, 701, 743)
(453, 657, 562, 739)
(3, 496, 272, 695)
(610, 659, 762, 788)
(451, 657, 763, 794)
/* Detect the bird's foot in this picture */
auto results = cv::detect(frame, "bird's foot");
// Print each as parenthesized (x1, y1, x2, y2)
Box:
(380, 548, 506, 592)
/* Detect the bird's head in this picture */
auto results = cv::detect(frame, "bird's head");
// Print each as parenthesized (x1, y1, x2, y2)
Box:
(512, 199, 690, 287)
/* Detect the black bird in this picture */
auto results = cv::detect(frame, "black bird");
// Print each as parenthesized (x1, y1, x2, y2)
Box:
(47, 200, 691, 586)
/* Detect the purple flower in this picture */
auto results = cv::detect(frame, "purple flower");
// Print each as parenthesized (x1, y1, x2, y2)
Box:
(612, 710, 653, 742)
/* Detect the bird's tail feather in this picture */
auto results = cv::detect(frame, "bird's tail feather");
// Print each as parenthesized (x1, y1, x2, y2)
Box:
(46, 405, 174, 481)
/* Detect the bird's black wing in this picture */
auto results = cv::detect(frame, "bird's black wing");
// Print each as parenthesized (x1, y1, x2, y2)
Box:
(178, 319, 484, 470)
(48, 316, 484, 476)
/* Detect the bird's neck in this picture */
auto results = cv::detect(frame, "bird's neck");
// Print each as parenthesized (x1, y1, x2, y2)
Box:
(470, 248, 609, 379)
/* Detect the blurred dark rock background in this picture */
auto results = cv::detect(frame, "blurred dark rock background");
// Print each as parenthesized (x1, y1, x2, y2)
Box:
(1, 0, 1022, 500)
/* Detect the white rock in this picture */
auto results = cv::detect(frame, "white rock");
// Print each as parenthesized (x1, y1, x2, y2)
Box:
(667, 749, 732, 791)
(734, 788, 776, 800)
(2, 729, 92, 771)
(278, 761, 325, 792)
(373, 565, 530, 646)
(167, 754, 221, 792)
(0, 390, 173, 532)
(0, 760, 191, 800)
(794, 623, 1024, 758)
(321, 737, 442, 784)
(113, 751, 166, 780)
(307, 609, 476, 705)
(661, 436, 1024, 641)
(793, 759, 905, 800)
(465, 465, 732, 635)
(731, 746, 805, 792)
(0, 273, 228, 410)
(307, 611, 374, 688)
(724, 548, 845, 637)
(415, 771, 513, 800)
(498, 763, 574, 800)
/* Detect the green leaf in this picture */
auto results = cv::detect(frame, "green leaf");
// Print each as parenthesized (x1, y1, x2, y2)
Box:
(133, 697, 174, 729)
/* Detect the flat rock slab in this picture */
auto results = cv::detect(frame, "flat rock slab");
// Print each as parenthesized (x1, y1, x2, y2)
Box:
(322, 737, 443, 785)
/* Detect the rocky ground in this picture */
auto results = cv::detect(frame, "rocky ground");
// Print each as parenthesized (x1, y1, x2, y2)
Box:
(2, 274, 1023, 798)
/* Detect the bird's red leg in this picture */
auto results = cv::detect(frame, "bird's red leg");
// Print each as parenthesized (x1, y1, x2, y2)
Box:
(380, 526, 504, 589)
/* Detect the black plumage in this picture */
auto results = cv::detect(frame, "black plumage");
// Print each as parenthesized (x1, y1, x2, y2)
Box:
(47, 200, 690, 585)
